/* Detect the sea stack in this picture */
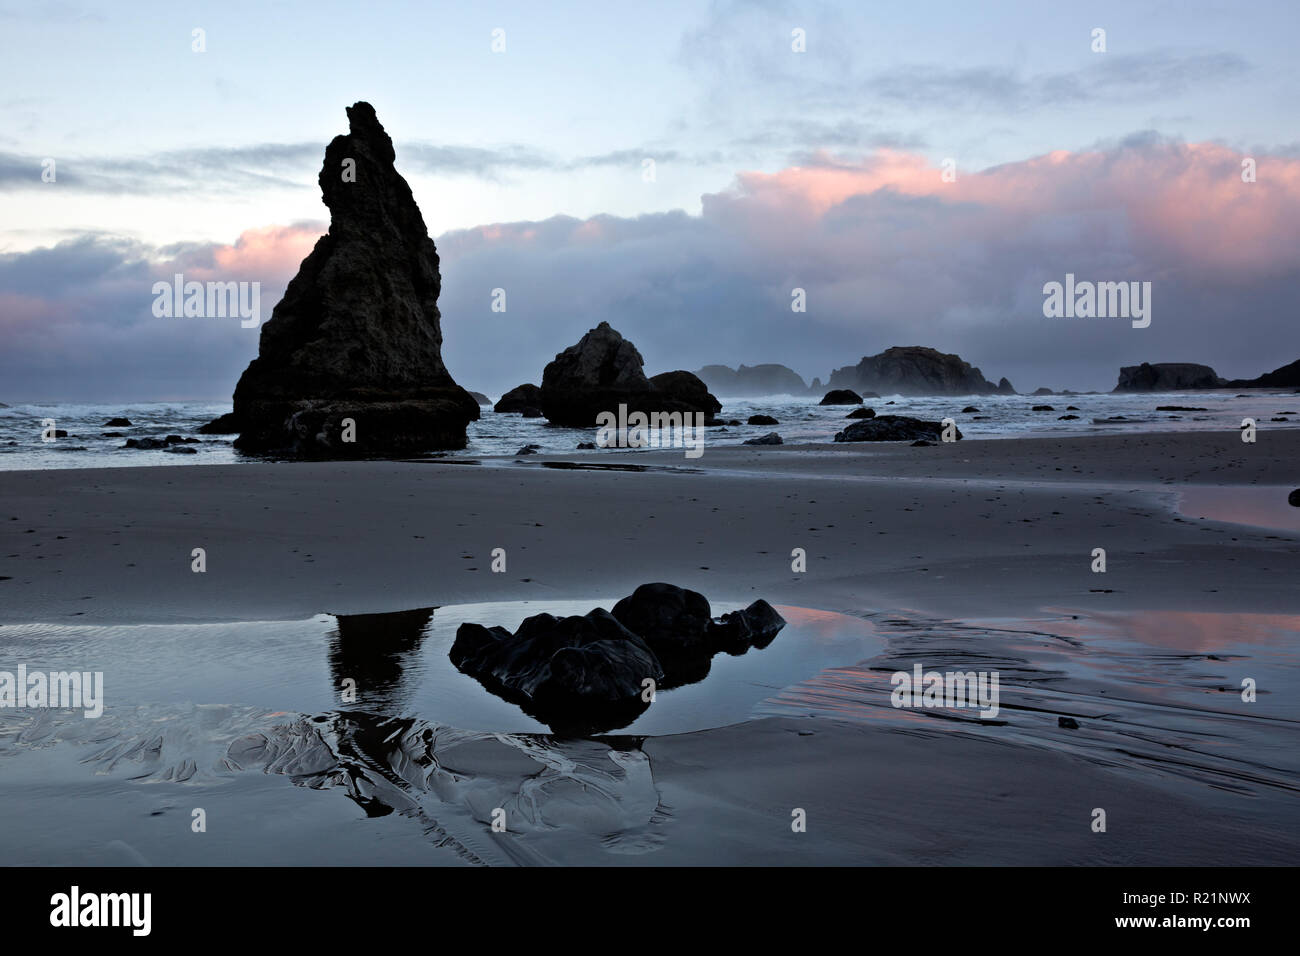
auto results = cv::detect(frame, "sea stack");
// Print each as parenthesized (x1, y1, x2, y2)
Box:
(213, 102, 479, 455)
(540, 322, 720, 427)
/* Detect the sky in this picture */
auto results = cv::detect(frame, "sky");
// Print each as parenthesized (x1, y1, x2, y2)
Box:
(1, 0, 1298, 400)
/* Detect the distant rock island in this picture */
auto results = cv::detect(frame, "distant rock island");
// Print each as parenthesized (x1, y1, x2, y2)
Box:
(540, 322, 720, 426)
(828, 346, 1014, 396)
(203, 102, 479, 455)
(1113, 363, 1223, 392)
(695, 364, 808, 396)
(1111, 358, 1300, 391)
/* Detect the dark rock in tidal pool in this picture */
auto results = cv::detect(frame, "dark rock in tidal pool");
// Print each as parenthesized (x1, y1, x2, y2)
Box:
(1288, 489, 1300, 507)
(124, 437, 168, 449)
(1093, 416, 1130, 424)
(211, 103, 479, 456)
(1066, 405, 1079, 410)
(1156, 405, 1208, 411)
(540, 322, 719, 426)
(1113, 362, 1223, 392)
(845, 406, 876, 419)
(961, 405, 980, 413)
(819, 388, 862, 405)
(708, 599, 786, 654)
(1058, 414, 1080, 420)
(835, 415, 960, 443)
(576, 441, 596, 449)
(748, 414, 779, 425)
(103, 417, 132, 427)
(1058, 717, 1080, 729)
(1032, 404, 1054, 411)
(972, 416, 990, 420)
(828, 346, 1006, 396)
(451, 608, 662, 731)
(494, 383, 541, 413)
(745, 432, 783, 445)
(164, 445, 198, 454)
(612, 583, 712, 663)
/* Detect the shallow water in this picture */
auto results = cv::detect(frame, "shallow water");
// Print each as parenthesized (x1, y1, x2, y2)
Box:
(1177, 484, 1300, 533)
(1, 602, 1295, 864)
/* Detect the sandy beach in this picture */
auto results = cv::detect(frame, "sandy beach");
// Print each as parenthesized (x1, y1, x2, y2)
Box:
(2, 430, 1296, 865)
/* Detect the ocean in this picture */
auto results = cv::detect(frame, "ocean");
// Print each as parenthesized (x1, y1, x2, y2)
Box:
(1, 390, 1296, 470)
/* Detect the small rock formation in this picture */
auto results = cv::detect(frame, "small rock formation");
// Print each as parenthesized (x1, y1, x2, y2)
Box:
(748, 414, 779, 425)
(1288, 488, 1300, 507)
(1113, 363, 1223, 392)
(1032, 387, 1054, 396)
(468, 391, 491, 405)
(648, 371, 723, 417)
(452, 585, 786, 732)
(539, 322, 720, 426)
(846, 407, 876, 419)
(819, 388, 862, 405)
(1058, 414, 1080, 420)
(996, 377, 1016, 395)
(103, 417, 132, 427)
(961, 405, 980, 413)
(611, 583, 712, 666)
(1032, 404, 1054, 411)
(1058, 717, 1080, 730)
(208, 102, 479, 455)
(744, 432, 783, 445)
(494, 383, 542, 413)
(1156, 405, 1207, 411)
(198, 413, 240, 434)
(828, 346, 1006, 396)
(834, 415, 961, 442)
(451, 609, 662, 733)
(695, 363, 808, 396)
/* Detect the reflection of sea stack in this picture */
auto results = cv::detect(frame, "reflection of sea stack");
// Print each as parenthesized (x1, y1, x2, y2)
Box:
(328, 606, 435, 711)
(207, 102, 479, 455)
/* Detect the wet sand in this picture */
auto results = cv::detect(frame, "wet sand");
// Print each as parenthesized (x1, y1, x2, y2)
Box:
(0, 430, 1297, 865)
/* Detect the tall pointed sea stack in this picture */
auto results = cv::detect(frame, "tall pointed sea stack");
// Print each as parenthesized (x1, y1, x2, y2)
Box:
(216, 102, 479, 455)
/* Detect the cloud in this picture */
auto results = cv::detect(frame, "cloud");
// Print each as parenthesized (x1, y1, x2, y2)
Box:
(2, 138, 1298, 401)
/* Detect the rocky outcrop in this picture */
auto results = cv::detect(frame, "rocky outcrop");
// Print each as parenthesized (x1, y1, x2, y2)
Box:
(208, 103, 478, 455)
(834, 415, 961, 442)
(648, 371, 722, 417)
(540, 322, 719, 426)
(468, 391, 491, 405)
(451, 609, 662, 733)
(494, 383, 542, 413)
(1113, 363, 1223, 392)
(996, 377, 1016, 394)
(819, 388, 862, 405)
(846, 407, 875, 419)
(103, 417, 132, 427)
(744, 432, 783, 445)
(695, 363, 807, 396)
(1224, 358, 1300, 389)
(451, 584, 786, 731)
(748, 414, 779, 425)
(828, 346, 1005, 396)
